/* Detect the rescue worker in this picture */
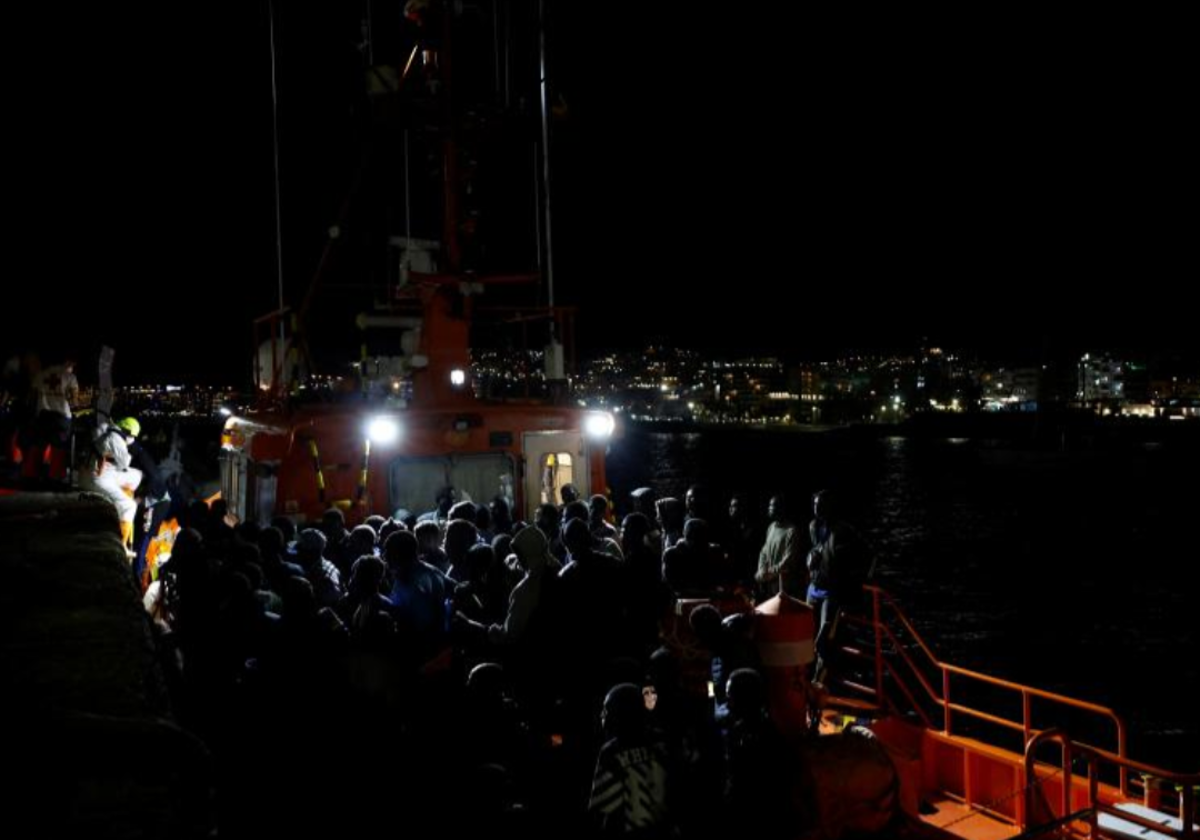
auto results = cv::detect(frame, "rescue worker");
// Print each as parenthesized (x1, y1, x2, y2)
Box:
(115, 417, 170, 571)
(78, 419, 142, 555)
(22, 358, 78, 483)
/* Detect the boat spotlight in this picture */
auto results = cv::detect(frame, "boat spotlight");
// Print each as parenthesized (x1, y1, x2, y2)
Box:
(449, 368, 467, 387)
(585, 411, 615, 440)
(366, 415, 400, 445)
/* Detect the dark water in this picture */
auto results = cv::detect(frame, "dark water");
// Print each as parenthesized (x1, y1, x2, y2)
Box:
(607, 425, 1200, 771)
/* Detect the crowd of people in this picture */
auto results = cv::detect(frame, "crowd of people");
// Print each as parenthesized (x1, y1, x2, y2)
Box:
(5, 356, 891, 836)
(131, 481, 881, 837)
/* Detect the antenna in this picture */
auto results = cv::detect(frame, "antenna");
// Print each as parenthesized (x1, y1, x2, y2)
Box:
(537, 0, 555, 313)
(537, 0, 565, 381)
(268, 0, 285, 318)
(365, 0, 375, 66)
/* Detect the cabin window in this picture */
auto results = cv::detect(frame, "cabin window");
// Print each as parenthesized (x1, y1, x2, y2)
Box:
(448, 453, 515, 513)
(538, 452, 574, 505)
(387, 453, 515, 519)
(388, 457, 447, 519)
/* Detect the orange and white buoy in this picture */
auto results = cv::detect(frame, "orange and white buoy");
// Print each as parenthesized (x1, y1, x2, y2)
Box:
(755, 592, 816, 739)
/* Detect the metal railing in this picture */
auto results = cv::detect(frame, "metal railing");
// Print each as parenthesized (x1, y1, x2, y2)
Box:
(840, 586, 1127, 781)
(833, 586, 1198, 835)
(1025, 729, 1198, 839)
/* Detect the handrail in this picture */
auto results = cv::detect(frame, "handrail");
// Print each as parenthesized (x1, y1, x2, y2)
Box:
(843, 619, 935, 727)
(938, 661, 1120, 718)
(857, 593, 1120, 717)
(854, 585, 1131, 790)
(835, 586, 1198, 837)
(1013, 808, 1100, 840)
(1024, 729, 1076, 829)
(1025, 729, 1198, 839)
(876, 618, 942, 704)
(945, 701, 1028, 735)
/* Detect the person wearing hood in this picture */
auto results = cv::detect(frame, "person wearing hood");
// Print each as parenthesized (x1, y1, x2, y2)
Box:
(655, 496, 686, 552)
(459, 525, 553, 647)
(456, 525, 559, 716)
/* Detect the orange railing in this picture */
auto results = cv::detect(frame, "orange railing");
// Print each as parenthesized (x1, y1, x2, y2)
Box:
(839, 586, 1130, 788)
(1024, 729, 1198, 839)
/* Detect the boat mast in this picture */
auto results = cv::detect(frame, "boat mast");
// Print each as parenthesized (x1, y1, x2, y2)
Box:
(537, 0, 565, 381)
(268, 0, 286, 320)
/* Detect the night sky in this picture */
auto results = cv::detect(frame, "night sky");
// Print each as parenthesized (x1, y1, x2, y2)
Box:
(4, 3, 1194, 384)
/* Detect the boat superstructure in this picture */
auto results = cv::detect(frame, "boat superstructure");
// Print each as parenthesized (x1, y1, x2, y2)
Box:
(220, 0, 612, 527)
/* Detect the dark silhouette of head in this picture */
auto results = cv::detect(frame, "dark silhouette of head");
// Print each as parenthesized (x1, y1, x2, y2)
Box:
(384, 529, 419, 569)
(630, 486, 657, 518)
(768, 494, 791, 524)
(726, 667, 767, 721)
(601, 682, 646, 741)
(534, 503, 560, 539)
(562, 518, 592, 556)
(812, 488, 835, 521)
(621, 512, 651, 551)
(436, 485, 458, 517)
(683, 517, 710, 546)
(589, 494, 609, 521)
(689, 603, 723, 646)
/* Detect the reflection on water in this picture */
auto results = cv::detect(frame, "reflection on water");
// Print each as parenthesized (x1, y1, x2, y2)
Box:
(608, 426, 1199, 769)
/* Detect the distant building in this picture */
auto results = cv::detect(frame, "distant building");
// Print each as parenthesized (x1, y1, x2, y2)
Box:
(982, 366, 1040, 412)
(1077, 353, 1125, 407)
(712, 358, 785, 422)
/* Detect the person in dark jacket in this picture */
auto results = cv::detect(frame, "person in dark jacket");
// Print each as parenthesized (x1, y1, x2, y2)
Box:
(116, 418, 171, 570)
(806, 489, 872, 681)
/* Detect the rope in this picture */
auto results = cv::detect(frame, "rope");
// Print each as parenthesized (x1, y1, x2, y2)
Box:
(937, 765, 1064, 831)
